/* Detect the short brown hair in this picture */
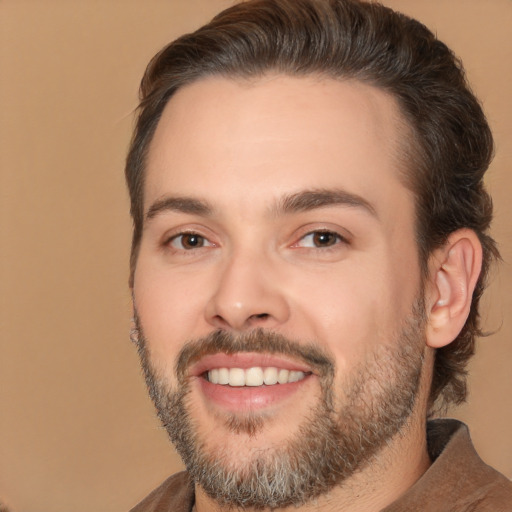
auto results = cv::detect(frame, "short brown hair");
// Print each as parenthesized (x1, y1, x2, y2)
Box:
(125, 0, 498, 410)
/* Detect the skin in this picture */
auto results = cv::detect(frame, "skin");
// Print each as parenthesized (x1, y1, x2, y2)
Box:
(132, 75, 479, 511)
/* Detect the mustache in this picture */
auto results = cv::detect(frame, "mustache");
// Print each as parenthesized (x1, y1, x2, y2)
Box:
(175, 328, 335, 383)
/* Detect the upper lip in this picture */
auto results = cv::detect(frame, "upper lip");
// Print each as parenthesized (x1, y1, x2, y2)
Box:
(189, 352, 314, 378)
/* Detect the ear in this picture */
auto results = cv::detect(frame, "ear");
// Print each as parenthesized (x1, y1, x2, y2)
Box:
(425, 229, 483, 349)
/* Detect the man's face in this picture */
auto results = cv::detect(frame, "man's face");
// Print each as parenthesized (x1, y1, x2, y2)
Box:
(133, 75, 427, 507)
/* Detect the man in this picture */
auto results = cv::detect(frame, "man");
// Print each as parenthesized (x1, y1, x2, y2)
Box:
(126, 0, 512, 510)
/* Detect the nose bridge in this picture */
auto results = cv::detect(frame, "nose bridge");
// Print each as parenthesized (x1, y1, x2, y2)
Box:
(205, 242, 289, 331)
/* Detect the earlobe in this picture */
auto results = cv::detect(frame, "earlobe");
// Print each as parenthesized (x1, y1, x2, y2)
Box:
(426, 229, 483, 349)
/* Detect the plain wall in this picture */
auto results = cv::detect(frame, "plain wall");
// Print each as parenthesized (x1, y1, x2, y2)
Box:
(0, 1, 510, 511)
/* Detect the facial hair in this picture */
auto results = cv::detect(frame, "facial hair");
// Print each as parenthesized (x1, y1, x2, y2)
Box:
(133, 304, 426, 509)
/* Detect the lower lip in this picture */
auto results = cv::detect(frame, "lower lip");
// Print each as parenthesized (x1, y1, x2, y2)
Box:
(197, 375, 313, 412)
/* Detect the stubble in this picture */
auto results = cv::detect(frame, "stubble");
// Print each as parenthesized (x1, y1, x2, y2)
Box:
(133, 303, 425, 509)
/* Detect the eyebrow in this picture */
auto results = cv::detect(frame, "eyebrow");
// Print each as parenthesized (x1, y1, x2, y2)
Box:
(146, 196, 213, 220)
(145, 188, 377, 223)
(275, 189, 377, 217)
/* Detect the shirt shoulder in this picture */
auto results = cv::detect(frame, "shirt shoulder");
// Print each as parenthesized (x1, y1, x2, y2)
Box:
(385, 419, 512, 511)
(129, 471, 194, 512)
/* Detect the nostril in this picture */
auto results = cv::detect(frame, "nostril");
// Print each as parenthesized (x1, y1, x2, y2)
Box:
(244, 313, 273, 329)
(213, 315, 231, 328)
(246, 313, 271, 327)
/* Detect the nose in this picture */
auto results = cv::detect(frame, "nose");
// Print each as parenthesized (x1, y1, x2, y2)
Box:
(205, 249, 290, 332)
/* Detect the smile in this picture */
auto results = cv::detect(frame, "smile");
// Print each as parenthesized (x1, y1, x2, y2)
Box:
(206, 367, 309, 387)
(191, 352, 316, 411)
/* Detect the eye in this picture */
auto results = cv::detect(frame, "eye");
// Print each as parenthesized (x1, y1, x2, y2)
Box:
(168, 232, 213, 250)
(296, 230, 345, 248)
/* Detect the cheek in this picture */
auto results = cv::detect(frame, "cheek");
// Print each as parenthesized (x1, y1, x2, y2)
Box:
(287, 255, 420, 371)
(289, 273, 383, 370)
(133, 261, 214, 372)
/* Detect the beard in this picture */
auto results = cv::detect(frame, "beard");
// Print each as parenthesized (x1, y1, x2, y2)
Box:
(133, 302, 426, 510)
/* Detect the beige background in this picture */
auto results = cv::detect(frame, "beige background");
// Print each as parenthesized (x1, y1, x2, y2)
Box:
(0, 1, 510, 511)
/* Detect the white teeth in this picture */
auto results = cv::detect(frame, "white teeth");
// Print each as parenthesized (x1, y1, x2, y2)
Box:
(218, 367, 229, 385)
(229, 368, 246, 387)
(245, 367, 264, 386)
(209, 368, 219, 384)
(263, 367, 278, 385)
(288, 370, 303, 383)
(207, 367, 307, 387)
(277, 369, 290, 384)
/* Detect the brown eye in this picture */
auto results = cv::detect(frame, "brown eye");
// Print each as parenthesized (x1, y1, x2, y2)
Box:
(312, 231, 338, 247)
(297, 231, 343, 248)
(182, 234, 204, 249)
(170, 233, 210, 250)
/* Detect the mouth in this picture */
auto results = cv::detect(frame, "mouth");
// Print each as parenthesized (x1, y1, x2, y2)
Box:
(190, 352, 316, 411)
(206, 366, 310, 386)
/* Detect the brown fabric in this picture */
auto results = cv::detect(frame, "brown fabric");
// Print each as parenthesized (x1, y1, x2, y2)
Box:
(130, 472, 194, 512)
(382, 420, 512, 511)
(129, 420, 512, 511)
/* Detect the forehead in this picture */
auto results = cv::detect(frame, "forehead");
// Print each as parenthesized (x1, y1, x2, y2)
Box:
(145, 74, 412, 219)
